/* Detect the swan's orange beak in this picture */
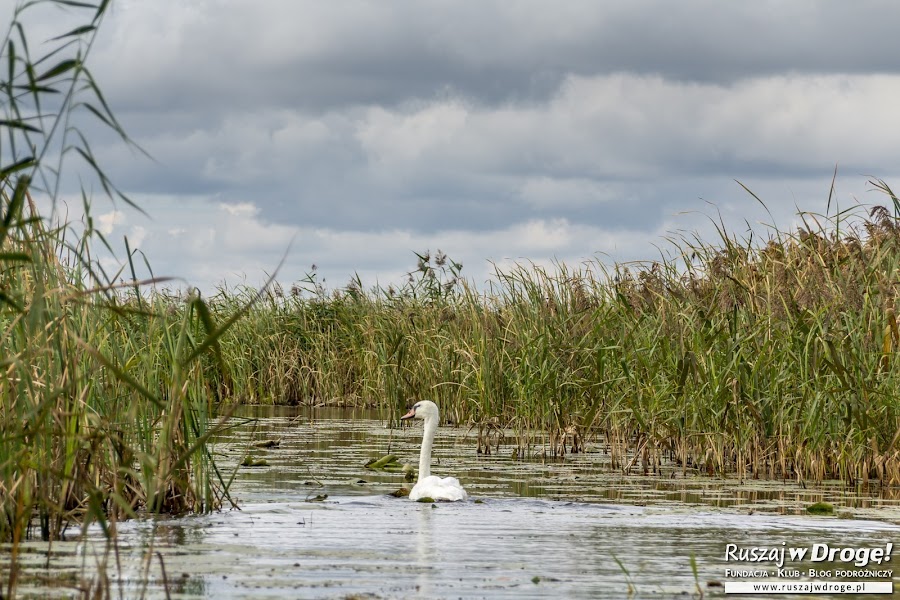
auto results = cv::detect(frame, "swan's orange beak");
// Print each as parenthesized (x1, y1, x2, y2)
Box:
(400, 407, 416, 420)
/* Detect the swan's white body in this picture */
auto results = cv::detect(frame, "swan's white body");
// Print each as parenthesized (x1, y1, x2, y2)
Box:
(401, 401, 468, 502)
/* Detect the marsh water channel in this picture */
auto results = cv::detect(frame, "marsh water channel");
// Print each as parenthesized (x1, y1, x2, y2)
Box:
(6, 406, 900, 599)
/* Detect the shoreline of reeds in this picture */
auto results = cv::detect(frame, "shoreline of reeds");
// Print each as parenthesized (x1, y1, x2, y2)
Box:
(196, 194, 900, 487)
(0, 3, 240, 595)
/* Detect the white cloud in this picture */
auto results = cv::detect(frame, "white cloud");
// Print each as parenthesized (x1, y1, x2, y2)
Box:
(219, 202, 259, 217)
(81, 193, 725, 293)
(357, 101, 470, 166)
(97, 210, 125, 235)
(128, 225, 146, 248)
(350, 73, 900, 181)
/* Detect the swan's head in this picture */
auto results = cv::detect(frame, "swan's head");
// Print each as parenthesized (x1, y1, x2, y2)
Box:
(400, 400, 439, 422)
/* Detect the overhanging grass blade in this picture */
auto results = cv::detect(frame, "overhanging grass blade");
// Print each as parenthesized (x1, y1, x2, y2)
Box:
(72, 335, 166, 410)
(51, 25, 96, 41)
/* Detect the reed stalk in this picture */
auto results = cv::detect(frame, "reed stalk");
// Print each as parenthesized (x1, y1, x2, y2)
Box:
(0, 2, 236, 595)
(209, 199, 900, 486)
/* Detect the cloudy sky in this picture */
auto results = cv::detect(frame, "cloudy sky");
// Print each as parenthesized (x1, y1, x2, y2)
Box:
(8, 1, 900, 293)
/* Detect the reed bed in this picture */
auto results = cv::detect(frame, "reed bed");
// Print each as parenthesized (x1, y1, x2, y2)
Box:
(0, 3, 236, 595)
(0, 194, 236, 596)
(207, 201, 900, 487)
(0, 201, 229, 534)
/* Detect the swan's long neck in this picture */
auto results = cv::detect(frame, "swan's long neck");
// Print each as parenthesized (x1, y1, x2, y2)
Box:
(418, 414, 438, 480)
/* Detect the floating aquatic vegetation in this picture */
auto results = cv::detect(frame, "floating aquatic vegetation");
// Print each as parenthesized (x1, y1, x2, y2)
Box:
(252, 439, 282, 448)
(806, 502, 835, 515)
(365, 454, 399, 469)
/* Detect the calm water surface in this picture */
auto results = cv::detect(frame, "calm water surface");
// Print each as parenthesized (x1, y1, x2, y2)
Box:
(7, 406, 900, 599)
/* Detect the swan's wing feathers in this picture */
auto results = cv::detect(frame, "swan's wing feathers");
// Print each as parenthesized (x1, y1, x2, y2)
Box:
(409, 475, 468, 502)
(434, 476, 468, 501)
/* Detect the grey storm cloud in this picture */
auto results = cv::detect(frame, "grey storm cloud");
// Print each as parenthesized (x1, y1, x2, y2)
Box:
(92, 1, 900, 111)
(6, 0, 900, 291)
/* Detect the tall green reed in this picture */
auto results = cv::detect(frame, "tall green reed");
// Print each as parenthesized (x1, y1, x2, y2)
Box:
(212, 197, 900, 487)
(0, 2, 238, 595)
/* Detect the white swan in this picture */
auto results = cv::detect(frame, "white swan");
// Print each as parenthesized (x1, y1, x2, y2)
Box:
(400, 400, 468, 502)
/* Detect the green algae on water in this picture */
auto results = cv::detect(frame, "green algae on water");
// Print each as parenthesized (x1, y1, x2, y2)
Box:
(806, 502, 834, 515)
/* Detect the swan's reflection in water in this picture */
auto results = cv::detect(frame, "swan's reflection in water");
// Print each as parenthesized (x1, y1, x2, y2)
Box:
(415, 504, 435, 598)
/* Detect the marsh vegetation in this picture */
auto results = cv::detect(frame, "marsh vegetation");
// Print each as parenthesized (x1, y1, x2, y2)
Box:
(1, 0, 900, 596)
(0, 2, 235, 595)
(207, 194, 900, 488)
